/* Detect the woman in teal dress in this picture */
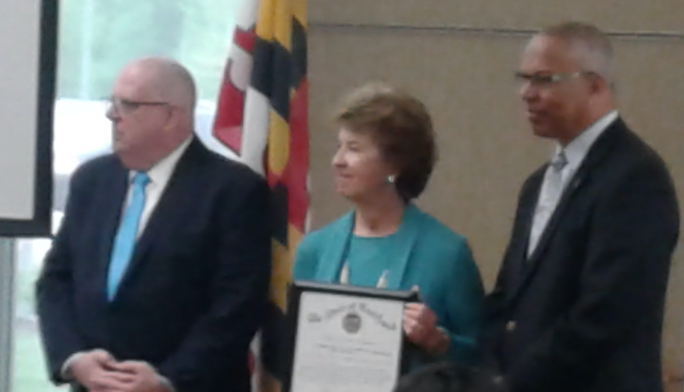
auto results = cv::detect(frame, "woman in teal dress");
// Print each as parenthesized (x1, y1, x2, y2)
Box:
(293, 83, 484, 366)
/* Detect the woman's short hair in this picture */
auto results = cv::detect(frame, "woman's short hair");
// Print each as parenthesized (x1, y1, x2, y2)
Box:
(334, 83, 437, 201)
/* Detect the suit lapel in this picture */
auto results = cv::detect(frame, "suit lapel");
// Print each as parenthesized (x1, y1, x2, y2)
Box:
(384, 204, 421, 290)
(113, 139, 206, 296)
(526, 171, 587, 264)
(507, 171, 544, 285)
(96, 162, 128, 301)
(508, 119, 625, 303)
(317, 212, 354, 283)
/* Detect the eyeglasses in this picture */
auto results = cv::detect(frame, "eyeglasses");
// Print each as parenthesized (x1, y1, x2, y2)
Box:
(106, 96, 170, 116)
(514, 71, 594, 88)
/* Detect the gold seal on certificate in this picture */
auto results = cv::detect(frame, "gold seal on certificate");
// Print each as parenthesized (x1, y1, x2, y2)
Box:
(283, 281, 419, 392)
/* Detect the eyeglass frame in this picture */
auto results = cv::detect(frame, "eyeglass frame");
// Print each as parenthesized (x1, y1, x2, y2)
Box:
(514, 70, 599, 88)
(105, 96, 172, 116)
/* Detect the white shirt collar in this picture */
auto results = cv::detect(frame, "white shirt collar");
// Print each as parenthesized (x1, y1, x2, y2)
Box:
(556, 110, 618, 170)
(130, 136, 193, 185)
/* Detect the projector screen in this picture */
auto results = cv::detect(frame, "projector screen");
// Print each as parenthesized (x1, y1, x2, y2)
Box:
(0, 0, 56, 236)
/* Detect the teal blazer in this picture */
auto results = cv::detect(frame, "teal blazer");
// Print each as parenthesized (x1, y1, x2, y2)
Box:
(293, 204, 484, 365)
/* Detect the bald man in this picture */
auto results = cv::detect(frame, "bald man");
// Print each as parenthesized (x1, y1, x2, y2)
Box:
(36, 57, 271, 392)
(482, 22, 679, 392)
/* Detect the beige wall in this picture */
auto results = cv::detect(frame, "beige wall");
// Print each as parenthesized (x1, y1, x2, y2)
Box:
(307, 1, 684, 384)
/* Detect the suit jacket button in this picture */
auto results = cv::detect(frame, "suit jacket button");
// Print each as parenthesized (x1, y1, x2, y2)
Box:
(506, 321, 516, 331)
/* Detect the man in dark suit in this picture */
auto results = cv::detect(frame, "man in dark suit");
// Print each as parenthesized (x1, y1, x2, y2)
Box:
(483, 22, 680, 392)
(36, 57, 271, 392)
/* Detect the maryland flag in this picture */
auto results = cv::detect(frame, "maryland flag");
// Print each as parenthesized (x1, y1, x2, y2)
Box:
(211, 0, 308, 391)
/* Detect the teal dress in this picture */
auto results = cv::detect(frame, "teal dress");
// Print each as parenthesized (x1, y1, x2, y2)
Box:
(292, 204, 484, 366)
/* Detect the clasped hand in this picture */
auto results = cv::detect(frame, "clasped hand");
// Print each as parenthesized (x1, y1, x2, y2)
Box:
(69, 349, 170, 392)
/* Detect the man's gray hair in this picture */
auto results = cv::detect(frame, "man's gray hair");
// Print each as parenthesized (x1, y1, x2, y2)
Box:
(540, 21, 615, 87)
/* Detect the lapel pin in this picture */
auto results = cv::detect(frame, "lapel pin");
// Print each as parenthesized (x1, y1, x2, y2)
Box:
(572, 177, 582, 190)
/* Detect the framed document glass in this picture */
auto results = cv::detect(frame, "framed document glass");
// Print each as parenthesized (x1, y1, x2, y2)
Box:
(284, 281, 420, 392)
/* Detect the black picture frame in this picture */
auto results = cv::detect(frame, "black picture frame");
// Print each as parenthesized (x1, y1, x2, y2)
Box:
(0, 0, 56, 237)
(282, 280, 421, 392)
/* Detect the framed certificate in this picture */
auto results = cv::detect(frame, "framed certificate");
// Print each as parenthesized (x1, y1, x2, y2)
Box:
(283, 281, 420, 392)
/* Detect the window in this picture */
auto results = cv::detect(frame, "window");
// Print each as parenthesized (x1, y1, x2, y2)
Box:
(11, 0, 240, 390)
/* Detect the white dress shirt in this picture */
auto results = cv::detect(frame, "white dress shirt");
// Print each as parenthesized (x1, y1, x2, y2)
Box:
(527, 110, 619, 257)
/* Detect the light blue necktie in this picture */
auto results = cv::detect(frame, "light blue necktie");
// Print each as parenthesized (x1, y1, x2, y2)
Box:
(107, 172, 150, 300)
